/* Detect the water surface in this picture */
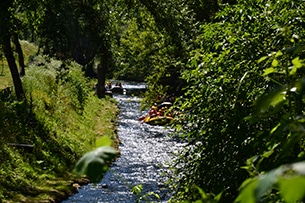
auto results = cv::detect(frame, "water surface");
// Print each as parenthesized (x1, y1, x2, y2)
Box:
(62, 85, 184, 203)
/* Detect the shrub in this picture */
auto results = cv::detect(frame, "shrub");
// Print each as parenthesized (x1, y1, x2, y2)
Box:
(169, 1, 305, 202)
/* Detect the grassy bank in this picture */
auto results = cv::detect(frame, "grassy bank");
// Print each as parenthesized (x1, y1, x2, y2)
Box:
(0, 54, 119, 202)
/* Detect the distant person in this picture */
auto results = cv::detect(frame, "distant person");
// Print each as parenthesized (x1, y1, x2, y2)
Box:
(115, 82, 122, 88)
(105, 82, 112, 91)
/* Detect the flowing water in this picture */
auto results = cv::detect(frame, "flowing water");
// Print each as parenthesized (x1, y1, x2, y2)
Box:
(62, 83, 185, 203)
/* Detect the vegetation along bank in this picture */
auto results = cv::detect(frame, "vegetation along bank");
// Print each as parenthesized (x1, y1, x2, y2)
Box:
(0, 54, 119, 202)
(2, 0, 305, 202)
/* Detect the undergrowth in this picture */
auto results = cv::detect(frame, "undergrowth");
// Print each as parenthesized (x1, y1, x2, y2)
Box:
(0, 55, 118, 202)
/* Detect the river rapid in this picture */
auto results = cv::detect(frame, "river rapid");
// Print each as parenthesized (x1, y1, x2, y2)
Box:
(62, 83, 185, 203)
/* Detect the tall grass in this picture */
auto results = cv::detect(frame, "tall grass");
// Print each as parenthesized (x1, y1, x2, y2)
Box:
(0, 55, 118, 202)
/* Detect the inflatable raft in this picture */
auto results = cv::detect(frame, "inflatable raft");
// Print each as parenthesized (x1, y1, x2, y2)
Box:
(143, 115, 174, 126)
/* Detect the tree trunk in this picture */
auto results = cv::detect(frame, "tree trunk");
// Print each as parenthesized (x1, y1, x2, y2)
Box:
(13, 33, 25, 76)
(84, 61, 97, 78)
(2, 33, 25, 101)
(96, 42, 112, 98)
(96, 63, 106, 98)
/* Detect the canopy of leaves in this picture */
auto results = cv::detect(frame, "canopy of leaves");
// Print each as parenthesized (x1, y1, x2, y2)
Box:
(169, 0, 305, 201)
(37, 0, 112, 66)
(4, 0, 305, 202)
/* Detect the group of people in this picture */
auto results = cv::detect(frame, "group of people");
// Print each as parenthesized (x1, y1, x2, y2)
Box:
(105, 81, 122, 91)
(148, 103, 173, 118)
(138, 93, 176, 123)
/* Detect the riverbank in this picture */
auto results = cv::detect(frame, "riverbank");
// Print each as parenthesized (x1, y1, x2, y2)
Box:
(2, 97, 120, 203)
(0, 56, 120, 203)
(2, 96, 119, 203)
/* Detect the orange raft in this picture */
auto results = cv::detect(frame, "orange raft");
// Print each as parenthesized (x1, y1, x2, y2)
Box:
(143, 115, 174, 126)
(138, 102, 175, 126)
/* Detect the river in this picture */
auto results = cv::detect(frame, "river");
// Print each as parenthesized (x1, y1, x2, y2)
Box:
(62, 83, 185, 203)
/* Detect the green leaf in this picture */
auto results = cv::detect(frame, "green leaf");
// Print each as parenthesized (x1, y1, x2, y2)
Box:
(257, 56, 268, 64)
(297, 151, 305, 158)
(255, 87, 286, 113)
(153, 192, 160, 199)
(75, 146, 117, 183)
(275, 50, 283, 57)
(269, 91, 286, 107)
(214, 191, 223, 201)
(131, 184, 143, 196)
(195, 186, 208, 200)
(279, 176, 305, 203)
(239, 177, 256, 190)
(234, 179, 258, 203)
(271, 59, 279, 67)
(262, 67, 276, 76)
(290, 57, 304, 75)
(289, 66, 298, 76)
(262, 150, 274, 158)
(240, 166, 251, 170)
(292, 57, 303, 68)
(270, 123, 281, 134)
(255, 167, 283, 201)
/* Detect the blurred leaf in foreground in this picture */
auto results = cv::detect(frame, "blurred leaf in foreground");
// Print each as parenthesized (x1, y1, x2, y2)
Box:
(75, 146, 118, 183)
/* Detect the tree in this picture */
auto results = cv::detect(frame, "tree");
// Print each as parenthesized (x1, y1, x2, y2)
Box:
(0, 0, 25, 100)
(13, 33, 25, 76)
(36, 0, 115, 97)
(118, 0, 225, 104)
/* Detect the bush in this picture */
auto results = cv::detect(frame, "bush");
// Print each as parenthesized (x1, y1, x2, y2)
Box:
(169, 1, 305, 202)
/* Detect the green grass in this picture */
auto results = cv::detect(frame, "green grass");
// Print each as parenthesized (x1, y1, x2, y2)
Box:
(0, 62, 12, 89)
(0, 43, 119, 202)
(20, 40, 38, 63)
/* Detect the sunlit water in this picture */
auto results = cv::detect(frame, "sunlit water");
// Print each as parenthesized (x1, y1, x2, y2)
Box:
(62, 85, 185, 203)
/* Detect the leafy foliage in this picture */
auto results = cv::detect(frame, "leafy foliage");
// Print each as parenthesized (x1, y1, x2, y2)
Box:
(3, 0, 305, 202)
(112, 10, 168, 82)
(169, 0, 305, 202)
(37, 0, 111, 65)
(111, 0, 201, 108)
(23, 56, 91, 114)
(236, 162, 305, 203)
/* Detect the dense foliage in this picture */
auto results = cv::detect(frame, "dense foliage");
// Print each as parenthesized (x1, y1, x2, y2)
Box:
(1, 0, 221, 99)
(169, 0, 305, 202)
(2, 0, 305, 202)
(111, 0, 196, 104)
